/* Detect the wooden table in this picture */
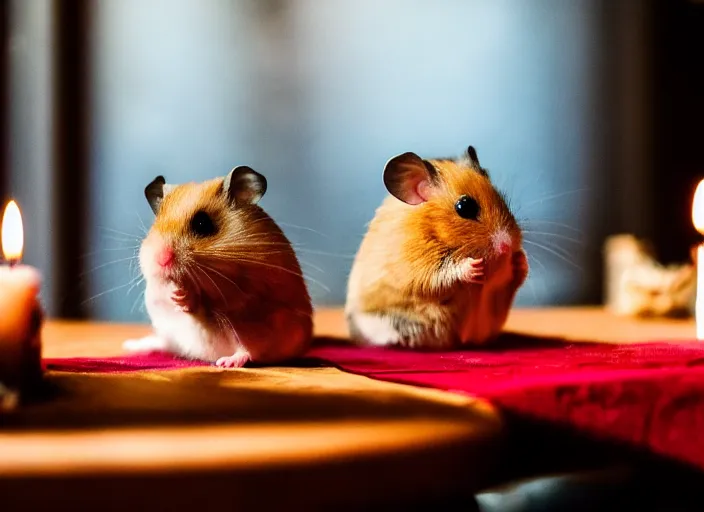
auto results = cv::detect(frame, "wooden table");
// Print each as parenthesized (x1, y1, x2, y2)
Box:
(0, 307, 696, 510)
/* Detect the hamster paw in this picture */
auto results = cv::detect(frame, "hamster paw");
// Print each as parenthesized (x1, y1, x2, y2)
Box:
(123, 335, 169, 353)
(215, 350, 251, 369)
(460, 257, 485, 284)
(512, 250, 529, 286)
(171, 288, 195, 313)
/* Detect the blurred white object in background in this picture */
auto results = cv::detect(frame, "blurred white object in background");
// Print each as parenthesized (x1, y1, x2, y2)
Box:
(604, 234, 695, 318)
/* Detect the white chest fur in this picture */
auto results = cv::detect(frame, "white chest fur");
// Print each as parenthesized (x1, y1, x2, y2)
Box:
(144, 281, 238, 362)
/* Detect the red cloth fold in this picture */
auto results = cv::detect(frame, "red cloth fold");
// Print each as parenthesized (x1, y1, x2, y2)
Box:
(44, 352, 205, 373)
(43, 336, 704, 470)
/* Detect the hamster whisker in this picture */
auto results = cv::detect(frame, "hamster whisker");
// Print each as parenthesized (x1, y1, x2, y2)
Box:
(244, 217, 277, 229)
(534, 237, 575, 260)
(298, 259, 326, 274)
(522, 188, 589, 208)
(195, 248, 332, 291)
(201, 251, 330, 285)
(522, 231, 584, 246)
(192, 264, 228, 303)
(79, 273, 144, 306)
(522, 240, 582, 271)
(277, 221, 330, 239)
(130, 289, 146, 316)
(240, 218, 329, 240)
(205, 246, 303, 260)
(126, 275, 145, 298)
(236, 230, 305, 243)
(227, 257, 305, 277)
(234, 241, 295, 250)
(218, 238, 295, 248)
(233, 257, 331, 294)
(523, 252, 550, 298)
(79, 246, 141, 259)
(243, 251, 294, 258)
(525, 251, 548, 279)
(79, 255, 139, 277)
(134, 212, 149, 236)
(292, 248, 356, 260)
(228, 315, 243, 345)
(196, 262, 248, 298)
(230, 231, 286, 241)
(520, 219, 584, 234)
(99, 226, 142, 242)
(234, 239, 292, 244)
(303, 276, 332, 294)
(525, 275, 538, 303)
(205, 248, 289, 258)
(232, 244, 298, 252)
(525, 237, 573, 262)
(231, 248, 294, 256)
(534, 254, 553, 296)
(99, 234, 141, 245)
(129, 246, 141, 276)
(213, 309, 242, 344)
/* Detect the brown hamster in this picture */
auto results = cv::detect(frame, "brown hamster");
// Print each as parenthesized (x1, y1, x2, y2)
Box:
(345, 146, 528, 350)
(123, 166, 313, 367)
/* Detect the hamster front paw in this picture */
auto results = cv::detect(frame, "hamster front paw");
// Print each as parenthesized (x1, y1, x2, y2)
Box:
(459, 257, 485, 284)
(512, 250, 529, 287)
(123, 335, 169, 353)
(171, 288, 198, 313)
(215, 350, 251, 369)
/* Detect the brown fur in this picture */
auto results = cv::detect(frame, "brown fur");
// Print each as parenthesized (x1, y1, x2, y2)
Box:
(149, 176, 313, 362)
(346, 155, 526, 349)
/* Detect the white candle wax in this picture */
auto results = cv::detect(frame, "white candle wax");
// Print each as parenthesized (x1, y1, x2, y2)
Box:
(0, 265, 41, 339)
(693, 180, 704, 340)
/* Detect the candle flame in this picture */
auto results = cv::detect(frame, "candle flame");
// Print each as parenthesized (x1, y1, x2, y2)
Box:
(2, 200, 24, 262)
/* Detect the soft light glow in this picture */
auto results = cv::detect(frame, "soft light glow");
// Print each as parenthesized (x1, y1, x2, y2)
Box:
(693, 180, 704, 234)
(2, 200, 24, 262)
(694, 180, 704, 340)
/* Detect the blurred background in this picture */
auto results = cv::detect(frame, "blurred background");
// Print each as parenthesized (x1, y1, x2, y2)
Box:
(0, 0, 702, 322)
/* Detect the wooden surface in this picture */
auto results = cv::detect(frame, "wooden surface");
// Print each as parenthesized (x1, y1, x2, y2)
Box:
(0, 307, 696, 510)
(503, 306, 695, 342)
(1, 307, 503, 510)
(38, 306, 697, 359)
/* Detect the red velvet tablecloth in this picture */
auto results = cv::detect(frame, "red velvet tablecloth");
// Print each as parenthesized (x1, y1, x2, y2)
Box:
(44, 336, 704, 470)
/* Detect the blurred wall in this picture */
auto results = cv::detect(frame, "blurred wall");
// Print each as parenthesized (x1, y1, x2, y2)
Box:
(5, 0, 91, 318)
(0, 0, 7, 204)
(86, 0, 600, 322)
(5, 0, 55, 310)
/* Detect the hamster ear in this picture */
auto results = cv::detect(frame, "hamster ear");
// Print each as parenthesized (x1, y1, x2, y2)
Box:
(224, 166, 268, 206)
(465, 146, 480, 168)
(464, 145, 489, 177)
(383, 152, 438, 205)
(145, 176, 166, 215)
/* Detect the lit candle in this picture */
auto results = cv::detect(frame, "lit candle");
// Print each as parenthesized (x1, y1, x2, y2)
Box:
(0, 200, 44, 404)
(692, 181, 704, 339)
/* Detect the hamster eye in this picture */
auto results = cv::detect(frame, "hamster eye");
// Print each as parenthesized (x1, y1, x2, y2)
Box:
(455, 195, 480, 220)
(190, 211, 217, 237)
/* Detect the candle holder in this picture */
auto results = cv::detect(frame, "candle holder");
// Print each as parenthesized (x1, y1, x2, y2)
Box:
(0, 298, 44, 410)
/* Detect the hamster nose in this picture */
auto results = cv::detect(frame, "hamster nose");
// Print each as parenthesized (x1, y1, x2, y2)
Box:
(498, 242, 511, 255)
(492, 229, 513, 256)
(156, 247, 174, 268)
